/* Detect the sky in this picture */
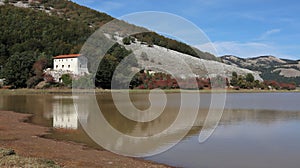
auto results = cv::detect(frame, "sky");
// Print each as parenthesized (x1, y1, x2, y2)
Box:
(72, 0, 300, 60)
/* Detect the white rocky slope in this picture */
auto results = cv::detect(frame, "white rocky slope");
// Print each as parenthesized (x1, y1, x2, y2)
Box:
(0, 0, 54, 15)
(122, 41, 263, 81)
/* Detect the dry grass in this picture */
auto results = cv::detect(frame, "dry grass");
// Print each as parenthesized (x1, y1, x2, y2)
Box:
(0, 148, 60, 168)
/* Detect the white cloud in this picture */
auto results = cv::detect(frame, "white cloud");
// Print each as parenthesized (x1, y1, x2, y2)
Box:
(195, 41, 283, 58)
(97, 1, 123, 12)
(257, 28, 281, 40)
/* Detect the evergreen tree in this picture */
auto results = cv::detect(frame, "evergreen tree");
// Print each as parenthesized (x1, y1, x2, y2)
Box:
(1, 51, 37, 88)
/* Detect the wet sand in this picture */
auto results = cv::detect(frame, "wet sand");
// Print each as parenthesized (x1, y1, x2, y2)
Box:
(0, 111, 170, 168)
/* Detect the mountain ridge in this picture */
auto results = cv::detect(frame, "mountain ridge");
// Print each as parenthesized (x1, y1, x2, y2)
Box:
(221, 55, 300, 85)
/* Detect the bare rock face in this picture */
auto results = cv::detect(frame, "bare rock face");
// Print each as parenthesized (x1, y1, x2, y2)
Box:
(123, 41, 263, 81)
(272, 68, 300, 78)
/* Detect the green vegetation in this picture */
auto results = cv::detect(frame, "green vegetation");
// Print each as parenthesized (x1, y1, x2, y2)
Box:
(95, 43, 134, 89)
(261, 70, 300, 86)
(241, 65, 300, 86)
(40, 0, 113, 29)
(1, 51, 38, 88)
(230, 72, 296, 90)
(0, 3, 131, 89)
(0, 4, 93, 87)
(61, 74, 72, 87)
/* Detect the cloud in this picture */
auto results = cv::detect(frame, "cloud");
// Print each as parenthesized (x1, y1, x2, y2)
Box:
(195, 41, 281, 58)
(257, 29, 281, 40)
(97, 1, 123, 12)
(238, 13, 266, 22)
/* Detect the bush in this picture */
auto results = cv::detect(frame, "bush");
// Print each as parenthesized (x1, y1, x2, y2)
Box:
(245, 73, 254, 83)
(122, 37, 131, 45)
(61, 74, 72, 87)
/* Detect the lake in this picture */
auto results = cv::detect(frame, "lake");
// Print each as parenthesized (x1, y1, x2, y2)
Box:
(0, 92, 300, 168)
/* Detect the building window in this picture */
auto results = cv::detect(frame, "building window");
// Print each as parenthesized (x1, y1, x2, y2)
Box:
(56, 65, 58, 68)
(71, 59, 73, 61)
(80, 64, 81, 68)
(62, 65, 64, 68)
(68, 65, 70, 68)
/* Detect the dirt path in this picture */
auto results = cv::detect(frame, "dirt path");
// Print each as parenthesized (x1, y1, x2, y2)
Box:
(0, 111, 171, 168)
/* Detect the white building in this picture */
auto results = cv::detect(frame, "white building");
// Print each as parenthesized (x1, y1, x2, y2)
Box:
(53, 54, 89, 75)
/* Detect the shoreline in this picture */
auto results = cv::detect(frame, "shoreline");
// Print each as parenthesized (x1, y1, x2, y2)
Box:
(0, 110, 171, 168)
(0, 88, 299, 95)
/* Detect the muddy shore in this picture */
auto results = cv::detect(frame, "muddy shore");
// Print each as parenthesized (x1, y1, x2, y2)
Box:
(0, 111, 170, 168)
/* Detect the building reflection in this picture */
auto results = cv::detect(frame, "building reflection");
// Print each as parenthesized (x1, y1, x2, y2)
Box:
(52, 96, 78, 129)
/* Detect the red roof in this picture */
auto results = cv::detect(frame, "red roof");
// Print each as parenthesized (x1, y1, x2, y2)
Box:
(53, 54, 81, 59)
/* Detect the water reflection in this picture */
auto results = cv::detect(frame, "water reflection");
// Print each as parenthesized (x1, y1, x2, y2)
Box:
(1, 93, 300, 167)
(74, 93, 205, 156)
(52, 96, 78, 129)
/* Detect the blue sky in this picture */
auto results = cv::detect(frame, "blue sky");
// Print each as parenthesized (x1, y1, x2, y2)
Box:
(73, 0, 300, 59)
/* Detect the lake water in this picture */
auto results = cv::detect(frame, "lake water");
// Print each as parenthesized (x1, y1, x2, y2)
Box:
(0, 92, 300, 168)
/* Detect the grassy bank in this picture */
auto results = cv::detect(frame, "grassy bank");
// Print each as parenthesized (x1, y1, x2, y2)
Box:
(0, 148, 60, 168)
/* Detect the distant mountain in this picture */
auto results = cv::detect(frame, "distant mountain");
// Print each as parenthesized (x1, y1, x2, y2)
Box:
(221, 55, 300, 85)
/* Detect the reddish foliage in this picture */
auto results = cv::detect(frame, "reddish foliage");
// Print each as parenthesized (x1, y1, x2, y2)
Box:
(264, 80, 296, 90)
(33, 58, 48, 76)
(279, 82, 296, 90)
(135, 71, 224, 90)
(44, 74, 55, 83)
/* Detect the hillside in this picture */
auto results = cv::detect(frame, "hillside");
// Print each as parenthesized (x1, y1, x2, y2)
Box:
(221, 55, 300, 85)
(0, 0, 258, 88)
(117, 37, 263, 81)
(0, 0, 220, 61)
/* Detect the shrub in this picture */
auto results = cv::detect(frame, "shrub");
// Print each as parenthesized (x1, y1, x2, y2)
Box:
(122, 37, 131, 45)
(61, 74, 72, 87)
